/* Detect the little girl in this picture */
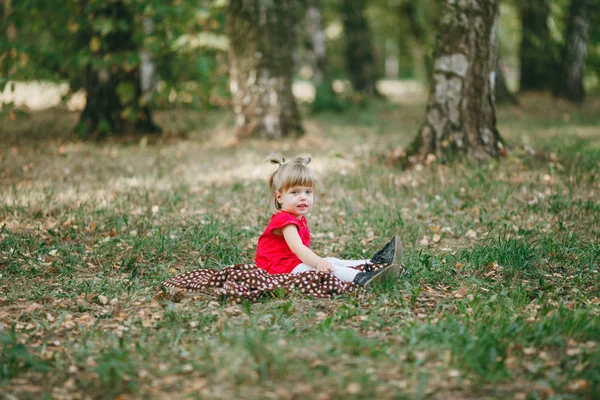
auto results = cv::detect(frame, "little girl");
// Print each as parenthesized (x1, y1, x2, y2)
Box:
(255, 154, 403, 287)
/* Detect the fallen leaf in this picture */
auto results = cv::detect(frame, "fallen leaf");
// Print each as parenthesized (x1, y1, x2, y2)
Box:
(448, 369, 461, 377)
(566, 347, 580, 356)
(453, 287, 468, 298)
(568, 379, 589, 391)
(346, 383, 361, 394)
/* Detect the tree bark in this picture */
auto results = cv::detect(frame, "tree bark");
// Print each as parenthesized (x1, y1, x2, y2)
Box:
(75, 1, 159, 138)
(340, 0, 379, 96)
(408, 0, 504, 163)
(518, 0, 555, 91)
(227, 0, 303, 139)
(553, 0, 595, 102)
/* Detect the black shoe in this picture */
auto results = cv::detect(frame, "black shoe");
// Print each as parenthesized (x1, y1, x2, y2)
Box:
(370, 235, 403, 266)
(353, 263, 403, 288)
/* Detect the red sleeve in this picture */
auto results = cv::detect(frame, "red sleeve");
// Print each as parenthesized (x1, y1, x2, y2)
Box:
(267, 212, 300, 234)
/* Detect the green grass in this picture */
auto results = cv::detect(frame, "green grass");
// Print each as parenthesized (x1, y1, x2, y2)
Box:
(1, 93, 599, 398)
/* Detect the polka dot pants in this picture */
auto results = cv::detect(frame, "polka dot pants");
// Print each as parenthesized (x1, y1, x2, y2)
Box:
(162, 263, 383, 303)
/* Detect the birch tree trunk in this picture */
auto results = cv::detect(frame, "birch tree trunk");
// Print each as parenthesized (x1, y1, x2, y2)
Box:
(553, 0, 595, 102)
(408, 0, 503, 163)
(519, 0, 555, 91)
(340, 0, 379, 96)
(227, 0, 303, 139)
(140, 17, 158, 106)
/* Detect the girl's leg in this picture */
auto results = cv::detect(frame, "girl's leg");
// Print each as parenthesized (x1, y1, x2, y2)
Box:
(292, 258, 370, 282)
(323, 257, 369, 282)
(323, 257, 369, 268)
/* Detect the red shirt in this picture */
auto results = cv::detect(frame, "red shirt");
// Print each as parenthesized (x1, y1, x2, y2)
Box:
(255, 211, 311, 274)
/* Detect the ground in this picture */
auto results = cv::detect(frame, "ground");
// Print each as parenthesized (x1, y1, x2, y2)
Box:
(1, 89, 599, 399)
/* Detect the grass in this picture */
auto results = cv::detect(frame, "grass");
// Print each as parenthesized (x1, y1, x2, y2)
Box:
(1, 92, 599, 399)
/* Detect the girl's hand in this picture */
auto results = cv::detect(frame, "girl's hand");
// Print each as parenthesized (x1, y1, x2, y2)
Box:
(315, 260, 333, 273)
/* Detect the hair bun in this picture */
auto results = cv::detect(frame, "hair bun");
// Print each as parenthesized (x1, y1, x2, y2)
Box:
(295, 156, 311, 165)
(264, 153, 286, 165)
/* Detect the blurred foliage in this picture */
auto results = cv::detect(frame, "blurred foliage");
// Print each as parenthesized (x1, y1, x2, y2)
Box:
(1, 0, 230, 110)
(585, 0, 600, 89)
(1, 0, 599, 115)
(312, 0, 439, 83)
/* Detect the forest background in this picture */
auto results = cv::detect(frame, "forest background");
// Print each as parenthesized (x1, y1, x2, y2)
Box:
(1, 0, 599, 398)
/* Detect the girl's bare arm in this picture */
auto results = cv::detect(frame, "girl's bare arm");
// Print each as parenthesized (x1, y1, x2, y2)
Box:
(281, 225, 332, 272)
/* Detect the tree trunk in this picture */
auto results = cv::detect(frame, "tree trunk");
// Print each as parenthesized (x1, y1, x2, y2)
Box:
(227, 0, 303, 139)
(553, 0, 595, 102)
(140, 17, 159, 106)
(340, 0, 379, 96)
(495, 52, 518, 105)
(408, 0, 504, 163)
(518, 0, 555, 91)
(75, 1, 159, 138)
(397, 0, 423, 80)
(396, 0, 436, 86)
(305, 0, 341, 112)
(305, 0, 328, 84)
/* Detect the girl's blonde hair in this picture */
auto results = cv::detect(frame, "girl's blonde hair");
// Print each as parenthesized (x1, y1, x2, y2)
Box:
(265, 153, 316, 212)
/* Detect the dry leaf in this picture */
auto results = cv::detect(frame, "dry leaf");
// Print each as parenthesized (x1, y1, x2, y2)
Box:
(566, 347, 581, 356)
(466, 230, 477, 239)
(568, 379, 589, 391)
(346, 383, 361, 394)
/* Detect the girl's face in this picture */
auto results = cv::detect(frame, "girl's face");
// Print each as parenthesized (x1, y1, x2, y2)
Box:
(276, 185, 314, 218)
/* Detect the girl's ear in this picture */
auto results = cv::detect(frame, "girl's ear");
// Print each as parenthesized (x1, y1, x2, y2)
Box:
(275, 190, 282, 204)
